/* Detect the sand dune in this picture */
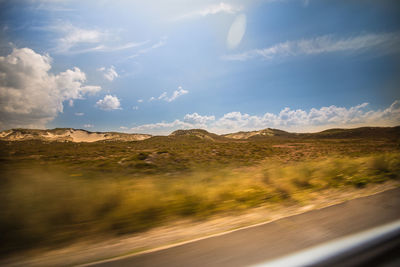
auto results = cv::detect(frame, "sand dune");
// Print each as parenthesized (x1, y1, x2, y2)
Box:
(0, 128, 151, 142)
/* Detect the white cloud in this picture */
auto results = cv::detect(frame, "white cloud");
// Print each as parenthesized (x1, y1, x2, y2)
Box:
(98, 65, 119, 81)
(151, 86, 189, 102)
(73, 41, 148, 54)
(96, 95, 121, 110)
(75, 112, 84, 116)
(132, 106, 139, 110)
(46, 23, 147, 54)
(184, 112, 215, 125)
(130, 119, 196, 135)
(130, 113, 217, 135)
(137, 99, 143, 103)
(169, 86, 189, 102)
(223, 32, 400, 61)
(0, 47, 101, 130)
(52, 23, 105, 53)
(129, 38, 166, 58)
(158, 92, 168, 100)
(176, 2, 242, 20)
(33, 1, 75, 12)
(129, 100, 400, 134)
(68, 99, 74, 107)
(83, 124, 94, 128)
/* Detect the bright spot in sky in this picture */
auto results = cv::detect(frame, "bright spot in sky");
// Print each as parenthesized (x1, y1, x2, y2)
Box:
(227, 14, 246, 49)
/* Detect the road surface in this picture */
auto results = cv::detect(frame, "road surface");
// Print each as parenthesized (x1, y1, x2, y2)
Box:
(90, 188, 400, 267)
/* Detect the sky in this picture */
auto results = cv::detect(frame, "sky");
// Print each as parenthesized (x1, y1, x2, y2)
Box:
(0, 0, 400, 134)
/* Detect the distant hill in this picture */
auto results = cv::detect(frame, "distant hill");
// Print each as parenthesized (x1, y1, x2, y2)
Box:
(0, 128, 151, 142)
(1, 126, 399, 142)
(222, 128, 295, 140)
(169, 129, 228, 142)
(302, 126, 400, 139)
(223, 126, 400, 140)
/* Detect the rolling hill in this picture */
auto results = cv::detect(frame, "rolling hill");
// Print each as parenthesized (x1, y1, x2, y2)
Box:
(222, 128, 295, 140)
(169, 129, 229, 142)
(0, 128, 151, 142)
(0, 126, 399, 143)
(223, 126, 400, 140)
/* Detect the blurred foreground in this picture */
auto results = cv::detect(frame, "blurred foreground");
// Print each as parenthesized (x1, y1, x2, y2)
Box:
(0, 130, 399, 262)
(93, 188, 400, 267)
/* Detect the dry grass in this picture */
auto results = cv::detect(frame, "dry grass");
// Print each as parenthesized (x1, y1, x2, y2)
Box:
(1, 150, 399, 255)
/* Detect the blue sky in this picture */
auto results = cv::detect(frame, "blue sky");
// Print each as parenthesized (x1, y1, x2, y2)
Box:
(0, 0, 399, 134)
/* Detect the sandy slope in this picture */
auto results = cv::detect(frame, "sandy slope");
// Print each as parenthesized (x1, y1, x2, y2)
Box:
(0, 129, 151, 142)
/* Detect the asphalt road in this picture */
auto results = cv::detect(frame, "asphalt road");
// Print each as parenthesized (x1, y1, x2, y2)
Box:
(91, 188, 400, 267)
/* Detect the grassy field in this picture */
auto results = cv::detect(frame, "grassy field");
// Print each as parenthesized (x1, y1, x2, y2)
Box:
(1, 131, 400, 255)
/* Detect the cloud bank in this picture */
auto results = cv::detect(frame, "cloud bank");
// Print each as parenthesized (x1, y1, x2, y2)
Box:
(130, 100, 400, 135)
(0, 47, 101, 130)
